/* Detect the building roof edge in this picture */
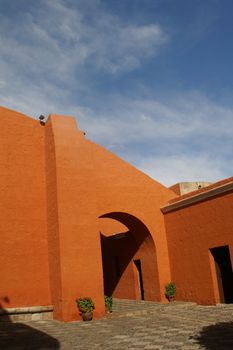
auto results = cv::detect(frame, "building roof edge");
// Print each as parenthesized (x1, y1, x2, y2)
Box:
(161, 178, 233, 213)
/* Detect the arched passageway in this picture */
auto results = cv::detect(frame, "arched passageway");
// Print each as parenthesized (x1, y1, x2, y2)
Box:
(99, 212, 160, 301)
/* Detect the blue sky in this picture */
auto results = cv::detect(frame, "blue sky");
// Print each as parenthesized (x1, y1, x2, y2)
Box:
(1, 0, 233, 186)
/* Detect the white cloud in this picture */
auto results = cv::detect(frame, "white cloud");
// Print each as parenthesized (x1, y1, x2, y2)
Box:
(79, 93, 233, 146)
(0, 0, 167, 83)
(94, 23, 167, 73)
(0, 0, 168, 118)
(137, 155, 225, 187)
(74, 93, 233, 186)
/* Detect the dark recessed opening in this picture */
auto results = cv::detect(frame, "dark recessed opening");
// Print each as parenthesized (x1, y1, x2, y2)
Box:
(210, 245, 233, 303)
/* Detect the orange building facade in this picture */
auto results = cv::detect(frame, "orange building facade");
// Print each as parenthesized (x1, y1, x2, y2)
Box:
(1, 106, 232, 322)
(162, 178, 233, 306)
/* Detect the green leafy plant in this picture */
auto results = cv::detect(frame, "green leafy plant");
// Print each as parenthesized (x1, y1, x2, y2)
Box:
(104, 295, 113, 312)
(165, 282, 176, 299)
(76, 297, 95, 313)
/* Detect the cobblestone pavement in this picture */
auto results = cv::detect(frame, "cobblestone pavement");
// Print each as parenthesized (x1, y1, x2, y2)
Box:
(1, 300, 233, 350)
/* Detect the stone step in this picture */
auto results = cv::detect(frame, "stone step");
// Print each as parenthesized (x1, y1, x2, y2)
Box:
(112, 298, 196, 314)
(0, 305, 53, 322)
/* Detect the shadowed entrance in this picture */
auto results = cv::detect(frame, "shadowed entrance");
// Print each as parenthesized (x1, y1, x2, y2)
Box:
(210, 245, 233, 303)
(100, 212, 160, 301)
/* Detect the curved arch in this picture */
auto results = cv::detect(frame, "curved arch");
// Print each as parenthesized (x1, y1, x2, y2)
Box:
(99, 212, 161, 301)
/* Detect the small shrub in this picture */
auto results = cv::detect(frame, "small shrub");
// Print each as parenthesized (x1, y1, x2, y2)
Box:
(165, 282, 176, 298)
(104, 295, 113, 312)
(76, 297, 95, 313)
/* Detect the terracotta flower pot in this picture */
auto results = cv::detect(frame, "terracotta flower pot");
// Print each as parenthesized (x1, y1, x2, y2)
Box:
(81, 311, 93, 321)
(105, 306, 112, 314)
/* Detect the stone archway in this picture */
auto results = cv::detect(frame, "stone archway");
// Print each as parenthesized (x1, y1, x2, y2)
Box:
(99, 212, 160, 301)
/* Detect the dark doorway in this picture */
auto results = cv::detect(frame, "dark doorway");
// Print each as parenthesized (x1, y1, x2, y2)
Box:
(210, 245, 233, 303)
(133, 259, 144, 300)
(99, 212, 160, 301)
(100, 232, 136, 297)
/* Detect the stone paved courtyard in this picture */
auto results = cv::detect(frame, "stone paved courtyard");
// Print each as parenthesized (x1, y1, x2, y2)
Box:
(1, 299, 233, 350)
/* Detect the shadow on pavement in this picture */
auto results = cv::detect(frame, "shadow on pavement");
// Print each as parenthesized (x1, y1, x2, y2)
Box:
(0, 297, 59, 350)
(191, 322, 233, 349)
(0, 321, 60, 350)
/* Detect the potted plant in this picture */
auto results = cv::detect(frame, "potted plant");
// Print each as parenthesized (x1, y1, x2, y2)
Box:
(165, 282, 176, 302)
(76, 297, 95, 321)
(104, 295, 113, 313)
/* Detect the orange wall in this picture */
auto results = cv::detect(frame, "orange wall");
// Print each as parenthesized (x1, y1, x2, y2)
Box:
(44, 115, 106, 321)
(0, 107, 51, 308)
(101, 228, 159, 301)
(164, 191, 233, 304)
(114, 235, 160, 301)
(1, 108, 176, 321)
(2, 107, 233, 319)
(44, 114, 176, 321)
(90, 139, 176, 301)
(45, 118, 62, 319)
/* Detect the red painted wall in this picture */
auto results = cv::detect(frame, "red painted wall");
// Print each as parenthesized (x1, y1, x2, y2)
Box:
(90, 138, 176, 302)
(44, 115, 106, 321)
(1, 107, 176, 321)
(101, 218, 159, 301)
(164, 191, 233, 304)
(0, 107, 50, 309)
(44, 114, 175, 321)
(5, 106, 232, 318)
